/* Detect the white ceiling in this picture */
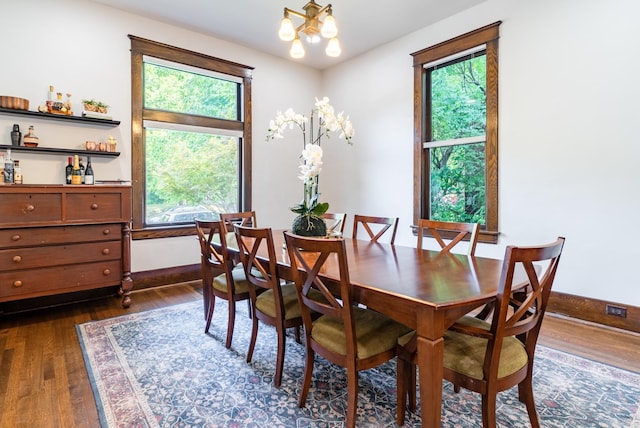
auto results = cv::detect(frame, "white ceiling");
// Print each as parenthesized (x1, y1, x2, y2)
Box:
(86, 0, 486, 70)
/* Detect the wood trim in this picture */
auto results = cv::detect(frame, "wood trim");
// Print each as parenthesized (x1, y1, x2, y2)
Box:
(412, 22, 501, 244)
(131, 264, 201, 290)
(411, 21, 501, 66)
(548, 291, 640, 333)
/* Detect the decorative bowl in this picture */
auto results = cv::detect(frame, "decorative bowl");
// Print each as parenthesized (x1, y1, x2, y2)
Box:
(0, 96, 29, 110)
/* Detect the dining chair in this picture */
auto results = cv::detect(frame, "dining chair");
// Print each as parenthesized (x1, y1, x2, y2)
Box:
(219, 211, 257, 249)
(351, 214, 399, 244)
(284, 231, 412, 428)
(416, 219, 479, 255)
(195, 219, 251, 349)
(234, 224, 303, 387)
(219, 211, 257, 231)
(321, 212, 347, 235)
(396, 237, 566, 427)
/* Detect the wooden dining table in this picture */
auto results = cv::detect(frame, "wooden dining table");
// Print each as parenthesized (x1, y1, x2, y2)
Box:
(237, 230, 510, 427)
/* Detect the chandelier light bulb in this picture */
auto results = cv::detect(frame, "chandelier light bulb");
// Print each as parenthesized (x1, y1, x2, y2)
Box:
(279, 16, 296, 41)
(290, 37, 305, 58)
(321, 14, 338, 39)
(325, 37, 341, 57)
(306, 33, 321, 44)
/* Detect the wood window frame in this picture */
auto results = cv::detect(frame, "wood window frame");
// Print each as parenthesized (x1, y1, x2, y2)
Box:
(411, 22, 501, 244)
(129, 35, 253, 240)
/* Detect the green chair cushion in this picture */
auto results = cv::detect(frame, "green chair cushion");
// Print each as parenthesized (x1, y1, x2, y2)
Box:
(312, 307, 412, 359)
(255, 283, 301, 320)
(443, 316, 528, 380)
(213, 266, 250, 294)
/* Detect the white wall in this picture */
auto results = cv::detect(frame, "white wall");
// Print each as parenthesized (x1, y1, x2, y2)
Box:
(2, 0, 638, 306)
(0, 0, 321, 272)
(323, 0, 640, 305)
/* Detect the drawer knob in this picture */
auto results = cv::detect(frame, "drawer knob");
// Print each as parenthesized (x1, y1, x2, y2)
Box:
(102, 248, 111, 255)
(12, 255, 22, 263)
(25, 204, 35, 212)
(11, 235, 21, 241)
(13, 280, 23, 288)
(103, 269, 111, 276)
(103, 229, 111, 235)
(91, 203, 99, 210)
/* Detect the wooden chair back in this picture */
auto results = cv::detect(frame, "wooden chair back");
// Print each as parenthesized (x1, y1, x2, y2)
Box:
(284, 232, 354, 335)
(219, 211, 257, 232)
(322, 212, 347, 235)
(352, 214, 399, 244)
(417, 219, 479, 256)
(234, 224, 280, 301)
(194, 219, 229, 280)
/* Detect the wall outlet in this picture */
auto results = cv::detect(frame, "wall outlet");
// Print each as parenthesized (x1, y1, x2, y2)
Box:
(606, 304, 627, 318)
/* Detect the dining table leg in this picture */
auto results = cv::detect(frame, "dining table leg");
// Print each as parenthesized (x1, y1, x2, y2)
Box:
(416, 324, 445, 427)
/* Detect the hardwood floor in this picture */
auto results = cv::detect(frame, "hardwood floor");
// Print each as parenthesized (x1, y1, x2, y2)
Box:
(1, 282, 638, 427)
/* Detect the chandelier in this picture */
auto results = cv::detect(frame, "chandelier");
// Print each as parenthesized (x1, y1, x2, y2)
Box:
(278, 1, 341, 59)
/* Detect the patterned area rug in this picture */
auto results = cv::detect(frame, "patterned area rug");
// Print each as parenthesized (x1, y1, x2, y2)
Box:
(77, 301, 640, 427)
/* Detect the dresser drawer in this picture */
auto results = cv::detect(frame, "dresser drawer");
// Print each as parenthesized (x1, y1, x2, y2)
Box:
(0, 224, 123, 248)
(0, 241, 121, 271)
(65, 192, 124, 222)
(0, 193, 62, 224)
(0, 260, 122, 301)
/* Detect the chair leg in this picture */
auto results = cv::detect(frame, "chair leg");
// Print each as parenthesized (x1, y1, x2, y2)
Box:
(274, 322, 286, 387)
(294, 325, 301, 344)
(518, 377, 541, 428)
(246, 306, 259, 363)
(298, 348, 314, 408)
(481, 388, 498, 428)
(407, 362, 416, 412)
(202, 280, 210, 321)
(225, 301, 236, 348)
(396, 358, 408, 426)
(346, 367, 359, 428)
(204, 295, 215, 333)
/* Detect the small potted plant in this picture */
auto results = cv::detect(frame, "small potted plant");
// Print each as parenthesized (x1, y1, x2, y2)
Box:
(96, 101, 109, 114)
(82, 99, 98, 112)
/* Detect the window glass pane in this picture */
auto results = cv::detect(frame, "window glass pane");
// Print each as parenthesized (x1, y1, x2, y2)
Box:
(430, 143, 486, 224)
(145, 127, 239, 226)
(143, 62, 238, 120)
(431, 54, 486, 141)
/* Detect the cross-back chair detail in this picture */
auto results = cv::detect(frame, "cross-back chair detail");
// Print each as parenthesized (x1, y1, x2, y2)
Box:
(396, 237, 565, 427)
(284, 231, 411, 428)
(321, 212, 347, 235)
(352, 214, 399, 244)
(195, 219, 251, 349)
(219, 211, 257, 232)
(417, 219, 479, 256)
(234, 225, 302, 387)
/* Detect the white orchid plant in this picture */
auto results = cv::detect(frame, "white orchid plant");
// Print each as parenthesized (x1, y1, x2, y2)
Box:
(267, 97, 354, 220)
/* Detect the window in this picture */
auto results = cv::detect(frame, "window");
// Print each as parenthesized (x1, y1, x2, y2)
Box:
(130, 36, 253, 239)
(411, 22, 500, 243)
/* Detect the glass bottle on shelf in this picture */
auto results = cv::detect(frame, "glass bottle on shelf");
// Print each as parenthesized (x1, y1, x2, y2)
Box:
(13, 160, 22, 184)
(79, 157, 85, 183)
(71, 155, 82, 185)
(84, 156, 94, 185)
(22, 125, 39, 147)
(4, 149, 14, 184)
(65, 156, 73, 184)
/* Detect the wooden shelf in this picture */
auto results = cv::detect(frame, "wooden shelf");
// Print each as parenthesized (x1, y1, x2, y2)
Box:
(0, 107, 120, 127)
(0, 144, 119, 158)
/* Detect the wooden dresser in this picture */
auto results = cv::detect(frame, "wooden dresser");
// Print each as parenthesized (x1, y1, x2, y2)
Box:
(0, 185, 133, 308)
